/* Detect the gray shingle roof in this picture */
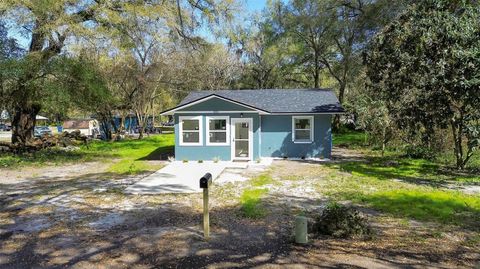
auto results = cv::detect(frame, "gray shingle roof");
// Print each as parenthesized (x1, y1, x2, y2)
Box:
(175, 89, 344, 114)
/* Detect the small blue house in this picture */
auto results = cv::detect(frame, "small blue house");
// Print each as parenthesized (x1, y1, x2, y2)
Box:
(161, 89, 344, 161)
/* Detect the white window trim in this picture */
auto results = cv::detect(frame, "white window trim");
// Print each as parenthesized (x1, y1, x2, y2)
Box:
(292, 116, 314, 144)
(206, 116, 230, 146)
(179, 116, 203, 146)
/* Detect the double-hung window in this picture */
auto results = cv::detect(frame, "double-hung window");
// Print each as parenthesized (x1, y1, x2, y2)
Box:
(179, 116, 203, 146)
(206, 116, 229, 146)
(292, 116, 314, 143)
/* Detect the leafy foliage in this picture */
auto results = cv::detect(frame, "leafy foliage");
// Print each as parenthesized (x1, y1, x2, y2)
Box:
(0, 0, 236, 144)
(0, 54, 110, 119)
(313, 202, 372, 238)
(403, 145, 437, 160)
(356, 96, 394, 155)
(365, 0, 480, 169)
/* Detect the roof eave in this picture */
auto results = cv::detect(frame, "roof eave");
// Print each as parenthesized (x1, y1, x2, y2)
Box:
(269, 111, 345, 115)
(160, 94, 271, 116)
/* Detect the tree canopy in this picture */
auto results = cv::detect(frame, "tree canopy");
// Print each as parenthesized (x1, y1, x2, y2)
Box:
(365, 0, 480, 168)
(0, 0, 236, 144)
(1, 0, 477, 169)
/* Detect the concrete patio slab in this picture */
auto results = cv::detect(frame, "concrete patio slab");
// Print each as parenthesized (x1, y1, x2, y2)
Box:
(125, 160, 271, 194)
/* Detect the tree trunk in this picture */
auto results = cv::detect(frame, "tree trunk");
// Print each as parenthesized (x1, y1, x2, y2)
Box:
(151, 114, 156, 133)
(100, 120, 112, 141)
(333, 116, 341, 132)
(382, 141, 386, 157)
(314, 69, 320, 88)
(136, 112, 144, 139)
(338, 81, 346, 105)
(381, 128, 386, 157)
(333, 82, 346, 131)
(314, 54, 320, 88)
(451, 119, 465, 169)
(11, 104, 41, 145)
(119, 115, 126, 134)
(110, 117, 118, 140)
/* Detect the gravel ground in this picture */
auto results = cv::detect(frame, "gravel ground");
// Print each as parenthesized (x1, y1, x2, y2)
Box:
(0, 151, 479, 268)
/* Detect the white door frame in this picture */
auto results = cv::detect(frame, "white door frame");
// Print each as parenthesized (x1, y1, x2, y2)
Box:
(231, 118, 253, 161)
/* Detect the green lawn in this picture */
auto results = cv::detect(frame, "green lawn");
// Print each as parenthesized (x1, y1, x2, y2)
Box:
(239, 173, 274, 218)
(326, 131, 480, 228)
(332, 130, 369, 148)
(338, 156, 480, 184)
(321, 162, 480, 227)
(0, 134, 175, 173)
(240, 188, 268, 218)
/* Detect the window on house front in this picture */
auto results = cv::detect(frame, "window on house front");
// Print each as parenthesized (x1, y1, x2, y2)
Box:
(179, 116, 202, 146)
(292, 116, 314, 143)
(207, 116, 229, 145)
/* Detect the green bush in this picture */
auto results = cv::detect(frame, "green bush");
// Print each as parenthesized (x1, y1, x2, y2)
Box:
(403, 145, 436, 160)
(313, 202, 372, 238)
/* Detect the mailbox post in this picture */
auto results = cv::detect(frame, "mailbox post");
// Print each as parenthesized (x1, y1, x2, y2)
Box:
(200, 173, 212, 239)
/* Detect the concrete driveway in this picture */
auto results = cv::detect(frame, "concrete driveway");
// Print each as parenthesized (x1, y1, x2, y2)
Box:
(125, 161, 255, 194)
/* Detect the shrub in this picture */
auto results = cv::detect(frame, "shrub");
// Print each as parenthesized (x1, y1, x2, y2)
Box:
(403, 145, 436, 160)
(312, 202, 371, 238)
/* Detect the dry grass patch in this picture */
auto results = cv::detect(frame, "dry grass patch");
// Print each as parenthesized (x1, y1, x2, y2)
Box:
(19, 205, 55, 216)
(0, 234, 29, 255)
(83, 193, 126, 209)
(272, 160, 343, 182)
(0, 212, 14, 225)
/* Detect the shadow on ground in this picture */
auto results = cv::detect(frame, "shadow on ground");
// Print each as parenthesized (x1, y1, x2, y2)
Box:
(137, 145, 174, 161)
(328, 152, 480, 187)
(0, 159, 478, 268)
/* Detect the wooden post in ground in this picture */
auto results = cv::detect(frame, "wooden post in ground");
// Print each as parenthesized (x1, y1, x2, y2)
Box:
(199, 172, 212, 240)
(203, 187, 209, 239)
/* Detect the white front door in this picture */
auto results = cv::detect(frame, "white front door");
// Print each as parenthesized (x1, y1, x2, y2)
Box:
(231, 118, 253, 161)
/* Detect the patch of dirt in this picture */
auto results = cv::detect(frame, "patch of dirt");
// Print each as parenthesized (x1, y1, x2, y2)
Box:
(331, 147, 369, 163)
(459, 185, 480, 194)
(0, 153, 479, 268)
(0, 161, 108, 184)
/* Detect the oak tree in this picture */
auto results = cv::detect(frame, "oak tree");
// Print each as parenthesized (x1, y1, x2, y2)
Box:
(365, 0, 480, 169)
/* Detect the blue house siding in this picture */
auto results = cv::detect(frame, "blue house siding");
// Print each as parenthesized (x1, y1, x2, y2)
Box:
(174, 112, 261, 161)
(164, 91, 340, 161)
(260, 114, 332, 159)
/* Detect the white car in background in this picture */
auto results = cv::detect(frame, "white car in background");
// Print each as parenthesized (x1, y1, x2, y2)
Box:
(34, 126, 53, 137)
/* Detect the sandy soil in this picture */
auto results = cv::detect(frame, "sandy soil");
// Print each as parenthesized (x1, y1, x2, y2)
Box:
(0, 151, 479, 268)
